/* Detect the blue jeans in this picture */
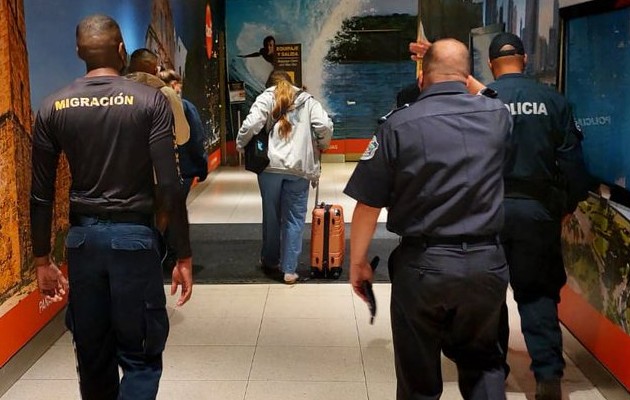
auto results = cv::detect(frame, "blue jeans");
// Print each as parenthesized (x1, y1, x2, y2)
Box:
(257, 172, 309, 274)
(65, 217, 167, 400)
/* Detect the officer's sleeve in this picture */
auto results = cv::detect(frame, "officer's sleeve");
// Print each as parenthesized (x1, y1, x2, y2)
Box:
(150, 93, 192, 258)
(30, 109, 61, 257)
(343, 123, 396, 208)
(556, 110, 595, 213)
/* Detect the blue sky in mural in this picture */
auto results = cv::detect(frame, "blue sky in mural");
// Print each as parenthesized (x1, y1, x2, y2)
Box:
(25, 0, 151, 109)
(24, 0, 208, 110)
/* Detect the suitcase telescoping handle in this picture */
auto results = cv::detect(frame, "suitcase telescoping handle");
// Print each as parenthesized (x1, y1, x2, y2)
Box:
(314, 153, 321, 206)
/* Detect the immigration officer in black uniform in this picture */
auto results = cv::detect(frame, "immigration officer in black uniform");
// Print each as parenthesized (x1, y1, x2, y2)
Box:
(486, 33, 591, 400)
(30, 15, 193, 400)
(345, 39, 512, 400)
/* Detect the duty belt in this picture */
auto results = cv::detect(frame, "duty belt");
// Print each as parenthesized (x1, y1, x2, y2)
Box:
(70, 212, 153, 227)
(401, 235, 499, 250)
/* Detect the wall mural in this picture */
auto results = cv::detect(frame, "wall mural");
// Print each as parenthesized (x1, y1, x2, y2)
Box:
(25, 0, 224, 152)
(226, 0, 418, 139)
(483, 0, 560, 85)
(563, 196, 630, 333)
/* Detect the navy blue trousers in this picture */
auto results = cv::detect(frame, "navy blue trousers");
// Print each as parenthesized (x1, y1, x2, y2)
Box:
(65, 218, 168, 400)
(389, 242, 508, 400)
(500, 198, 566, 381)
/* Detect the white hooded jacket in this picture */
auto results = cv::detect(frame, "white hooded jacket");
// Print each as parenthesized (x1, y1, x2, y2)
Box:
(237, 86, 333, 181)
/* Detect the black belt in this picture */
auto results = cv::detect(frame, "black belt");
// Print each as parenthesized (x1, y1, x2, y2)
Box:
(70, 212, 153, 227)
(401, 235, 499, 249)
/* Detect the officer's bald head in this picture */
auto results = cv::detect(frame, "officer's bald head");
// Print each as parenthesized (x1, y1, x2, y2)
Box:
(76, 15, 126, 73)
(421, 39, 470, 89)
(128, 48, 159, 75)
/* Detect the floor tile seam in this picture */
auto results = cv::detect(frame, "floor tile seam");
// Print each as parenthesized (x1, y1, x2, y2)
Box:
(164, 344, 257, 348)
(260, 314, 356, 320)
(267, 295, 355, 301)
(265, 292, 354, 296)
(252, 345, 361, 349)
(245, 379, 368, 383)
(168, 316, 265, 321)
(260, 316, 360, 321)
(351, 292, 373, 398)
(250, 344, 361, 348)
(243, 285, 271, 396)
(225, 190, 247, 223)
(159, 379, 248, 382)
(245, 378, 367, 383)
(12, 378, 78, 381)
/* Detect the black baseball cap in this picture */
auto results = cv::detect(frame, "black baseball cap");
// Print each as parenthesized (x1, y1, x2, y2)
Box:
(489, 32, 525, 60)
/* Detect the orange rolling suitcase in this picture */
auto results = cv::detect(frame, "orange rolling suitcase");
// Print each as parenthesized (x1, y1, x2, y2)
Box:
(310, 182, 345, 279)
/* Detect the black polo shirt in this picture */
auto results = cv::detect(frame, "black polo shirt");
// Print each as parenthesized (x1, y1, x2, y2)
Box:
(31, 75, 191, 258)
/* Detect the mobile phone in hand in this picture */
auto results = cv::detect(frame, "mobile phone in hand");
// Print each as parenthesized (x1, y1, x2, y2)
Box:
(361, 256, 380, 324)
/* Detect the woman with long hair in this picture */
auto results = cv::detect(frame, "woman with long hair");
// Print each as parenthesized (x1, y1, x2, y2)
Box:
(237, 70, 333, 284)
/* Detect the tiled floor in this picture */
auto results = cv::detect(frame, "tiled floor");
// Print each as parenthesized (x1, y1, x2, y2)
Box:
(1, 164, 610, 399)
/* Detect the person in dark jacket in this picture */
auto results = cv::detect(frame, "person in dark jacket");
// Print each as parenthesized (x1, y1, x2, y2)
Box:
(159, 69, 209, 194)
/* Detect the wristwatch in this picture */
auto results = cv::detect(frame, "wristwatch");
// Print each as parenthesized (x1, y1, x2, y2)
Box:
(477, 87, 498, 98)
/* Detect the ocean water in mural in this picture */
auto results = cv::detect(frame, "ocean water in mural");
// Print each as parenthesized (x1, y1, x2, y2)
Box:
(227, 0, 417, 139)
(322, 62, 415, 137)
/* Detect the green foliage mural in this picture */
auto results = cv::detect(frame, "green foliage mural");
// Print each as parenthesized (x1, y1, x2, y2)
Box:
(563, 195, 630, 333)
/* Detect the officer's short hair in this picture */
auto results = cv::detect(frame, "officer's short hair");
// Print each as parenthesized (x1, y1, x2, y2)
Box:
(128, 48, 158, 73)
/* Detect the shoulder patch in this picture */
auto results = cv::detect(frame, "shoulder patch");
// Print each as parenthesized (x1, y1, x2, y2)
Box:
(361, 136, 379, 161)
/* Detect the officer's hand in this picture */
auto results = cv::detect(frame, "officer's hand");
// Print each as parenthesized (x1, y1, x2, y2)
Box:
(171, 257, 193, 306)
(410, 40, 431, 61)
(35, 256, 68, 303)
(350, 260, 374, 303)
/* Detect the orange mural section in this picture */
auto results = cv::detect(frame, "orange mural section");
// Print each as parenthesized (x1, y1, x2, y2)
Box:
(323, 138, 370, 155)
(207, 148, 221, 172)
(561, 196, 630, 390)
(0, 0, 70, 369)
(559, 285, 630, 390)
(0, 265, 68, 366)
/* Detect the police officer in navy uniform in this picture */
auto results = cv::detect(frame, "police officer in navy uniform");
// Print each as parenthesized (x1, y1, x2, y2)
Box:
(345, 39, 512, 400)
(485, 33, 591, 400)
(31, 15, 193, 400)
